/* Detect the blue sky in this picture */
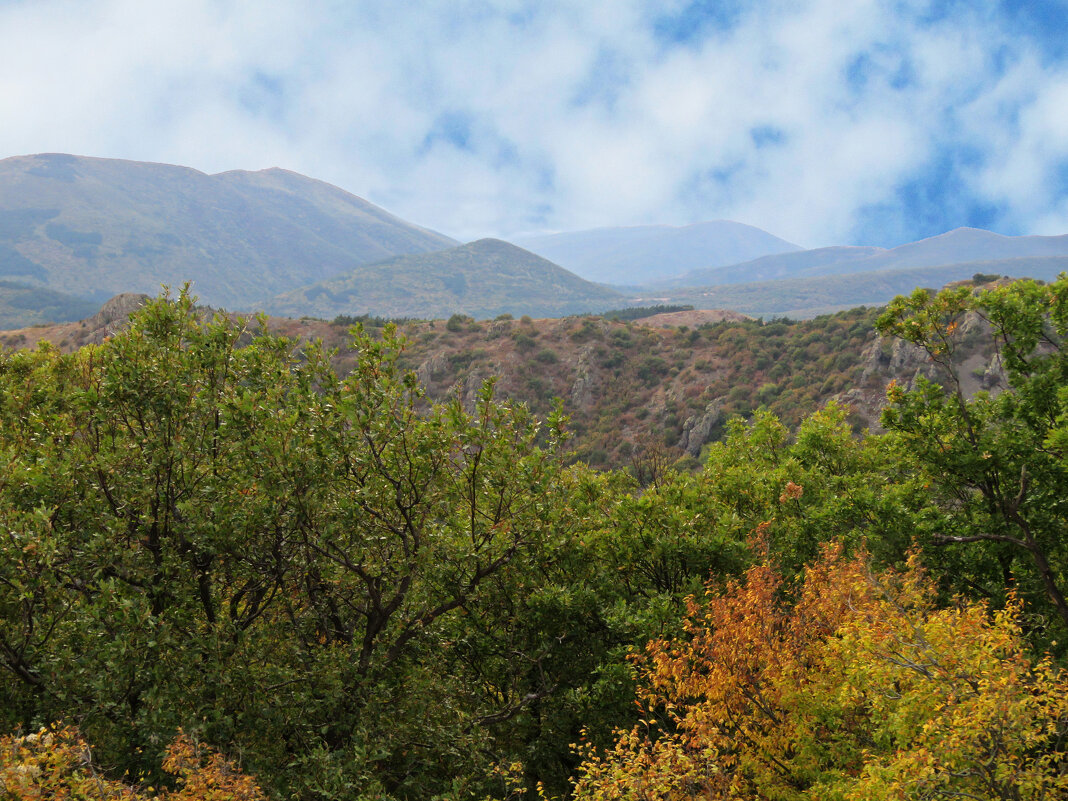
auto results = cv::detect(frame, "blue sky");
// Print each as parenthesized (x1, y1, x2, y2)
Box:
(1, 0, 1067, 248)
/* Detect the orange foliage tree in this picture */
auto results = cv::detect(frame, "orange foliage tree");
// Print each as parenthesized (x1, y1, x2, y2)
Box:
(572, 536, 1068, 800)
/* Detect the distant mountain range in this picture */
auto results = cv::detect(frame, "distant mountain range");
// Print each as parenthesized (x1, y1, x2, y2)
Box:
(0, 153, 1067, 327)
(264, 238, 622, 320)
(636, 257, 1068, 319)
(0, 153, 456, 309)
(513, 221, 800, 285)
(661, 227, 1068, 288)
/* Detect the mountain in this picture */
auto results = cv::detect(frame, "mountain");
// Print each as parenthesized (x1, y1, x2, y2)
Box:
(663, 246, 887, 287)
(0, 153, 457, 309)
(879, 227, 1068, 266)
(642, 256, 1068, 319)
(263, 238, 624, 320)
(667, 228, 1068, 288)
(512, 221, 801, 285)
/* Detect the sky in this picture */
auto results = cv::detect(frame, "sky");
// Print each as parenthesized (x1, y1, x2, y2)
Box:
(1, 0, 1067, 248)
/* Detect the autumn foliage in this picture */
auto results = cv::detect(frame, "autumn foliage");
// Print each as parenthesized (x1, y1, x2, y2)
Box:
(573, 537, 1068, 800)
(0, 726, 267, 800)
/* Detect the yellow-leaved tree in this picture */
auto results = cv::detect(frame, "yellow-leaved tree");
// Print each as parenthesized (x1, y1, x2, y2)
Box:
(0, 726, 267, 800)
(572, 533, 1068, 800)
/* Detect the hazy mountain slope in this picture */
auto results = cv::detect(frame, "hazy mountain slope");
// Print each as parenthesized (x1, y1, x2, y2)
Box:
(263, 238, 624, 320)
(666, 245, 886, 287)
(665, 228, 1068, 288)
(0, 153, 457, 308)
(0, 280, 98, 328)
(647, 256, 1068, 318)
(513, 221, 800, 284)
(881, 227, 1068, 265)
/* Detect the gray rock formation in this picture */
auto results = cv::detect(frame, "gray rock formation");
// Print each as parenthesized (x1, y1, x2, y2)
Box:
(85, 293, 151, 333)
(678, 399, 724, 456)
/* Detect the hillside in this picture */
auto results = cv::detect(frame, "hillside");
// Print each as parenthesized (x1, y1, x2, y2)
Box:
(0, 153, 457, 309)
(662, 245, 887, 287)
(5, 289, 978, 470)
(513, 220, 800, 285)
(263, 238, 624, 319)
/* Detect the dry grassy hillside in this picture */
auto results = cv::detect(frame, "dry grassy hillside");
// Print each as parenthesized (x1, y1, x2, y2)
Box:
(3, 288, 1007, 470)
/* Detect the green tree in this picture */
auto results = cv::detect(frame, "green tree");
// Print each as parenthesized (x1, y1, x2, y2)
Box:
(0, 290, 573, 799)
(695, 404, 923, 577)
(877, 276, 1068, 637)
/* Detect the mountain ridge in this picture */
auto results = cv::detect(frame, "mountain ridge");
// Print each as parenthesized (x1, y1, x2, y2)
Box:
(262, 237, 623, 320)
(662, 227, 1068, 289)
(0, 153, 458, 309)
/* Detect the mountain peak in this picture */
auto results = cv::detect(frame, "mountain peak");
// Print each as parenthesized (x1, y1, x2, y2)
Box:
(464, 237, 530, 251)
(931, 227, 1008, 241)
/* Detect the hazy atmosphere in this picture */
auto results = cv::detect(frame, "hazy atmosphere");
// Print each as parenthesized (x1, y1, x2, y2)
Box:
(2, 0, 1067, 246)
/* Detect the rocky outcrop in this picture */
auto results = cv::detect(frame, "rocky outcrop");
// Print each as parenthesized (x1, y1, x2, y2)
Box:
(858, 335, 940, 390)
(85, 293, 150, 332)
(415, 352, 450, 386)
(979, 357, 1007, 390)
(844, 307, 1013, 431)
(569, 345, 599, 411)
(678, 399, 724, 456)
(464, 372, 486, 407)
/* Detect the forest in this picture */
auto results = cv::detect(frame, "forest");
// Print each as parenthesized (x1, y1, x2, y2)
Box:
(1, 277, 1067, 800)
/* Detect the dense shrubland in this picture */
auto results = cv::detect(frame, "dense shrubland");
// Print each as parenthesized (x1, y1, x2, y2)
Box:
(0, 299, 905, 469)
(1, 277, 1067, 800)
(397, 305, 882, 469)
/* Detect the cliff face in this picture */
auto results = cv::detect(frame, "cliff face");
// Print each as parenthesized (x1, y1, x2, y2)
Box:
(678, 400, 725, 457)
(84, 293, 151, 334)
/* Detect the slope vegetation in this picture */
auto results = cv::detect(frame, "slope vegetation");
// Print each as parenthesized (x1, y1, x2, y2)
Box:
(2, 294, 895, 468)
(4, 275, 1014, 471)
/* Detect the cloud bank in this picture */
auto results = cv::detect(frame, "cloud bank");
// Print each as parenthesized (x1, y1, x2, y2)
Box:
(1, 0, 1066, 247)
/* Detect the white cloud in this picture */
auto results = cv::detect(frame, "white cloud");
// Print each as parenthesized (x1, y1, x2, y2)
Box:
(0, 0, 1066, 245)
